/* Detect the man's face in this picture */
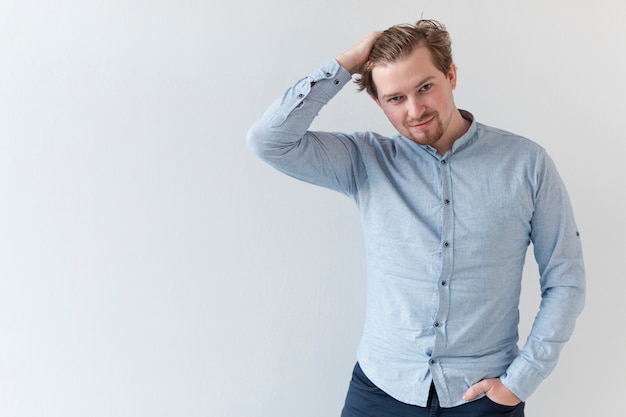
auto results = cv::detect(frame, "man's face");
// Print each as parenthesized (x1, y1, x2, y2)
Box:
(372, 45, 459, 153)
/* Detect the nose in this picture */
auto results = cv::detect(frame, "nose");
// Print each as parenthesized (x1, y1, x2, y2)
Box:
(406, 97, 427, 119)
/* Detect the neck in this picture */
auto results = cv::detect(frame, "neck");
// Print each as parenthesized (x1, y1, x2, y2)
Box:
(435, 109, 471, 155)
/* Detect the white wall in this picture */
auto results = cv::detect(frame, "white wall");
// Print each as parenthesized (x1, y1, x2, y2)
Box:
(0, 1, 623, 416)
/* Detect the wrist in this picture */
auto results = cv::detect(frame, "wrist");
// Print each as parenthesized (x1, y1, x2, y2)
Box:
(336, 53, 361, 75)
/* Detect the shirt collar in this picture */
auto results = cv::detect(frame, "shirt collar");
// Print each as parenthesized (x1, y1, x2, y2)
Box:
(417, 109, 477, 158)
(450, 109, 477, 154)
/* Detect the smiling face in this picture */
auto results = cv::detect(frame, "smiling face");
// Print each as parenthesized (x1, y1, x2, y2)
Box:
(372, 44, 467, 155)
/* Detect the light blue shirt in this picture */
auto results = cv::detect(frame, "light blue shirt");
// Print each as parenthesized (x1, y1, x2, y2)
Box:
(246, 59, 585, 408)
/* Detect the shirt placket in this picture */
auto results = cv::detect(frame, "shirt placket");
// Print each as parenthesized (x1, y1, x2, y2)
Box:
(429, 155, 454, 403)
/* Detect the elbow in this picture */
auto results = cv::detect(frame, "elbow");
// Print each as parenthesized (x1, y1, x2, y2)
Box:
(245, 121, 266, 157)
(246, 120, 301, 162)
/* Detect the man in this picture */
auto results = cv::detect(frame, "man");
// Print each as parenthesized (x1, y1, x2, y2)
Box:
(247, 20, 585, 417)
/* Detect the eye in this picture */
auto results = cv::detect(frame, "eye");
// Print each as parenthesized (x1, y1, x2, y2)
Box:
(387, 96, 404, 103)
(419, 84, 433, 93)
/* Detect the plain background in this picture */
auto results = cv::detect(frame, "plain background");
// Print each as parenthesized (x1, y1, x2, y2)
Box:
(1, 1, 624, 416)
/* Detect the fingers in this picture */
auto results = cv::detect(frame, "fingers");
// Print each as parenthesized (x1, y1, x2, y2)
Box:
(462, 379, 491, 401)
(462, 378, 522, 406)
(336, 31, 383, 75)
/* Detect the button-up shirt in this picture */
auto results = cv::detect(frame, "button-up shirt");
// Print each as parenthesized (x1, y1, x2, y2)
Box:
(246, 59, 585, 407)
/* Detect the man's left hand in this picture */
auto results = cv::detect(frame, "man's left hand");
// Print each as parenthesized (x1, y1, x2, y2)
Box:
(462, 378, 522, 406)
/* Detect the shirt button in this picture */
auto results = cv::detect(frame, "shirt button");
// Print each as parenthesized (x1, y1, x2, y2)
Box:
(441, 281, 447, 286)
(443, 241, 450, 247)
(444, 199, 450, 205)
(298, 93, 304, 98)
(334, 79, 340, 85)
(429, 359, 435, 365)
(434, 322, 440, 328)
(441, 159, 447, 165)
(325, 72, 332, 77)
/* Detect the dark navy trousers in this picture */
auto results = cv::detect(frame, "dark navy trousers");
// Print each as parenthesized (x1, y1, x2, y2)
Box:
(341, 363, 525, 417)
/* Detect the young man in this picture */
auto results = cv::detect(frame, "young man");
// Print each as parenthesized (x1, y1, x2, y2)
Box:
(247, 20, 585, 417)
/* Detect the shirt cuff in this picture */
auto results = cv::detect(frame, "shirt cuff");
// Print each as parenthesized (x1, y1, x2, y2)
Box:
(306, 59, 352, 99)
(500, 352, 547, 401)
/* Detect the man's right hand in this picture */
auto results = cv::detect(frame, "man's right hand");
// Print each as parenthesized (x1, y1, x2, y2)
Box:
(336, 31, 382, 75)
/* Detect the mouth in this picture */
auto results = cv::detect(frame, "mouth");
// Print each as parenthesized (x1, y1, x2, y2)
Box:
(408, 115, 435, 130)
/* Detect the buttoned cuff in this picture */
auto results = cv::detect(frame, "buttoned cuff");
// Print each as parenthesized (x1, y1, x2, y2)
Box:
(306, 59, 353, 98)
(500, 353, 547, 401)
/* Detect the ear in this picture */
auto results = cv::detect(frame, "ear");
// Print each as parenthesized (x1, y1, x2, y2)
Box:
(371, 94, 382, 108)
(447, 63, 458, 90)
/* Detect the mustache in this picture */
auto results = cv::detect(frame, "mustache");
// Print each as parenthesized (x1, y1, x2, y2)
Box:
(406, 112, 437, 125)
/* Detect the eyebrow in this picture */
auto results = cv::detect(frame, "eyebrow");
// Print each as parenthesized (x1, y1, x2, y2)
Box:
(380, 76, 436, 101)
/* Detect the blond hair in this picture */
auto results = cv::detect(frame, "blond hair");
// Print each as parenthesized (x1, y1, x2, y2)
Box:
(356, 19, 453, 97)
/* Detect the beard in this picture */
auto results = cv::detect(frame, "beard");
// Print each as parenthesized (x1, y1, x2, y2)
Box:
(404, 112, 445, 147)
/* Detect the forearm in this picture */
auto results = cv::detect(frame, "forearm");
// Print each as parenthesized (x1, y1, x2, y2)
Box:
(501, 279, 585, 400)
(246, 59, 351, 164)
(246, 60, 367, 195)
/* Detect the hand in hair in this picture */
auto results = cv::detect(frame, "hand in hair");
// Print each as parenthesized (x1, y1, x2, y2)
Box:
(336, 31, 382, 75)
